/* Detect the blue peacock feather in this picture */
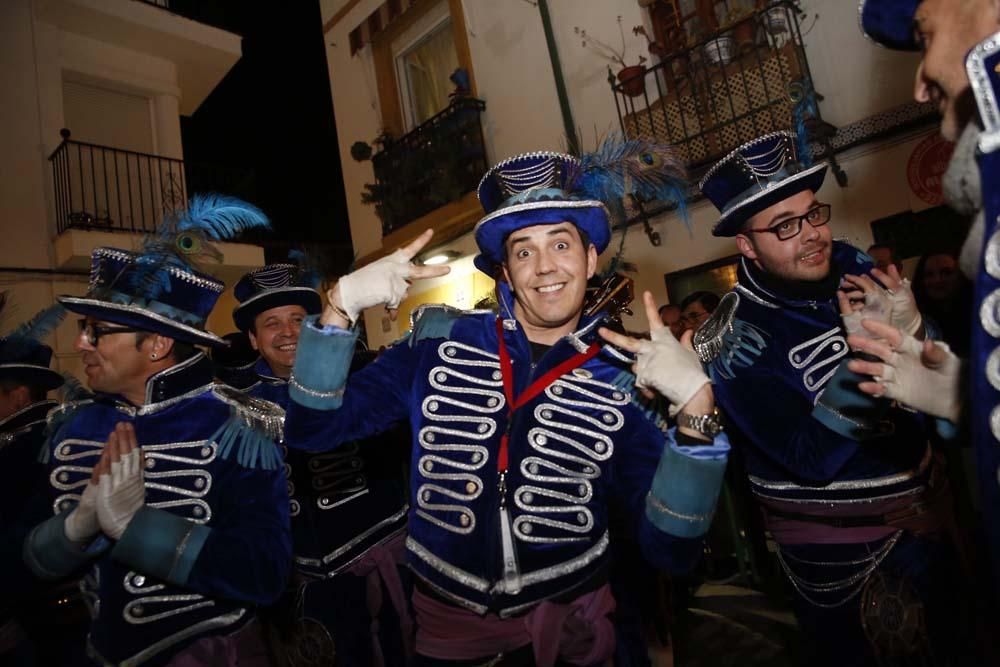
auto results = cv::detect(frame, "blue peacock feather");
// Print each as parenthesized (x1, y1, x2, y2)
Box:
(566, 134, 689, 228)
(2, 304, 67, 358)
(124, 194, 271, 299)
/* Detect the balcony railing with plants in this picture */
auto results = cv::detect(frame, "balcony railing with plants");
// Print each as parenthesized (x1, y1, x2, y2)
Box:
(49, 129, 256, 234)
(133, 0, 242, 34)
(612, 1, 840, 197)
(355, 97, 488, 237)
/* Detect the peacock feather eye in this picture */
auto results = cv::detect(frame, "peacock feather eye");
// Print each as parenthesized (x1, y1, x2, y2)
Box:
(176, 233, 202, 255)
(638, 152, 662, 168)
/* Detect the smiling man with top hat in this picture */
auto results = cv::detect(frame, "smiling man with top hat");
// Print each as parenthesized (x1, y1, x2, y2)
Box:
(283, 140, 730, 666)
(855, 0, 1000, 601)
(695, 131, 967, 665)
(22, 196, 292, 667)
(232, 262, 412, 666)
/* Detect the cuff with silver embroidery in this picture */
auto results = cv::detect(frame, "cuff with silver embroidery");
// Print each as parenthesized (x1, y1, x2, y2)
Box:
(645, 435, 729, 538)
(111, 506, 210, 586)
(289, 315, 358, 410)
(24, 510, 109, 580)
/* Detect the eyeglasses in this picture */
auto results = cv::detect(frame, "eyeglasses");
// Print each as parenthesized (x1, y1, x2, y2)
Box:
(745, 204, 831, 241)
(77, 319, 141, 346)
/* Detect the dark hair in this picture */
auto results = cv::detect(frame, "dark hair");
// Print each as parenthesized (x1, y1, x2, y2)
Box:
(0, 379, 47, 402)
(680, 291, 720, 313)
(658, 303, 680, 316)
(134, 332, 199, 363)
(911, 249, 973, 354)
(867, 243, 903, 269)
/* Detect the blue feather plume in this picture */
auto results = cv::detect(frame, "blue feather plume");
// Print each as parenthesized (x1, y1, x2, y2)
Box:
(791, 83, 819, 168)
(3, 303, 66, 356)
(123, 194, 272, 299)
(566, 134, 689, 227)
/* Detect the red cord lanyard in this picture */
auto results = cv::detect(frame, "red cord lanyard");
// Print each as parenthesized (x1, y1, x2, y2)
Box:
(494, 318, 600, 473)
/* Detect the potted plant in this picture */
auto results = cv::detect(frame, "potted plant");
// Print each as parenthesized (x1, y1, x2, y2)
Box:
(725, 0, 757, 51)
(575, 16, 648, 98)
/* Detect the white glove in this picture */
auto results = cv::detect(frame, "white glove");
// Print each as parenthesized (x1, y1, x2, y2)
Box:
(841, 283, 891, 338)
(634, 327, 710, 417)
(886, 278, 923, 337)
(877, 335, 963, 423)
(64, 481, 100, 543)
(337, 249, 413, 323)
(96, 449, 146, 540)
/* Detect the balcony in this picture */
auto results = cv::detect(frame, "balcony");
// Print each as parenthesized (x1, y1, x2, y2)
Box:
(48, 130, 263, 275)
(368, 97, 488, 237)
(36, 0, 241, 114)
(614, 2, 834, 184)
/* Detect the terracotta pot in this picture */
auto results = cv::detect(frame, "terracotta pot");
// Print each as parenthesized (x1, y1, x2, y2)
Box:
(617, 65, 647, 98)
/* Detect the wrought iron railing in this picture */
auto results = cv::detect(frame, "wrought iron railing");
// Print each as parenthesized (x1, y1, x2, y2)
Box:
(613, 1, 831, 185)
(49, 129, 258, 235)
(368, 97, 488, 236)
(133, 0, 242, 34)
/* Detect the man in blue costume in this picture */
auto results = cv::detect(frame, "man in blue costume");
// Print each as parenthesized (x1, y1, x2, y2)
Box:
(854, 0, 1000, 603)
(0, 305, 84, 665)
(285, 146, 731, 666)
(232, 263, 411, 666)
(696, 131, 965, 665)
(23, 197, 292, 666)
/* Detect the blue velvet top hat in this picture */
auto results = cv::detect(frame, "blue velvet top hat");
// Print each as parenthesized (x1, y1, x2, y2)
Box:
(474, 152, 611, 274)
(0, 305, 66, 391)
(700, 131, 828, 237)
(58, 195, 271, 349)
(858, 0, 920, 51)
(232, 263, 322, 333)
(60, 247, 228, 347)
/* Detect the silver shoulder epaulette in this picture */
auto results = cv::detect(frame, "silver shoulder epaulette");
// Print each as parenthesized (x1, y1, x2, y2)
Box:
(693, 292, 739, 363)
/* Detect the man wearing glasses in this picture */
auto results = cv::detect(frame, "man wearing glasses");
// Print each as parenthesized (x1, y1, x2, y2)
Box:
(23, 231, 291, 664)
(694, 131, 963, 665)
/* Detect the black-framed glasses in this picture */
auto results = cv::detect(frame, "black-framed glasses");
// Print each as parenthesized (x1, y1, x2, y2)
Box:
(77, 319, 141, 346)
(745, 204, 831, 241)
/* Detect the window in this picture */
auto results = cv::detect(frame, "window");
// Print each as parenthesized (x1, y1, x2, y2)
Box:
(393, 6, 459, 130)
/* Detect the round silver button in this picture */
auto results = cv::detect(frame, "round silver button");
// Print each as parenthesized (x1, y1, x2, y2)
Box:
(552, 386, 563, 395)
(200, 447, 211, 457)
(193, 506, 204, 517)
(529, 463, 540, 475)
(595, 442, 607, 453)
(578, 484, 587, 496)
(988, 347, 1000, 393)
(521, 523, 533, 534)
(492, 371, 502, 381)
(428, 401, 439, 412)
(459, 514, 471, 527)
(436, 373, 446, 383)
(602, 413, 614, 424)
(986, 230, 1000, 279)
(145, 458, 155, 470)
(133, 575, 145, 587)
(131, 605, 144, 617)
(426, 432, 436, 443)
(446, 347, 456, 357)
(422, 490, 430, 501)
(423, 460, 434, 472)
(522, 492, 534, 504)
(542, 410, 552, 419)
(61, 446, 71, 456)
(982, 290, 1000, 338)
(613, 392, 624, 401)
(465, 481, 477, 494)
(471, 452, 483, 463)
(535, 434, 547, 445)
(58, 472, 68, 482)
(577, 512, 587, 524)
(488, 397, 499, 407)
(478, 423, 489, 433)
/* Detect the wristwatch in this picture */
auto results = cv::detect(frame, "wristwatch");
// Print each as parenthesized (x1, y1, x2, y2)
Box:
(677, 408, 724, 438)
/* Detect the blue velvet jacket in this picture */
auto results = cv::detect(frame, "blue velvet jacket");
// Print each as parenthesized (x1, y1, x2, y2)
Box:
(248, 357, 408, 579)
(707, 242, 930, 519)
(285, 302, 729, 617)
(0, 400, 58, 621)
(24, 354, 292, 666)
(969, 48, 1000, 595)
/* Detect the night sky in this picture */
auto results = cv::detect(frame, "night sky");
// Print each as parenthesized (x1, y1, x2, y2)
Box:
(179, 0, 354, 273)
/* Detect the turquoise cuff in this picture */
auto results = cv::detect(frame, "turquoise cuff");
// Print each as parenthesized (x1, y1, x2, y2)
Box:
(24, 511, 108, 580)
(813, 359, 887, 440)
(288, 315, 358, 410)
(645, 438, 729, 538)
(112, 506, 210, 586)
